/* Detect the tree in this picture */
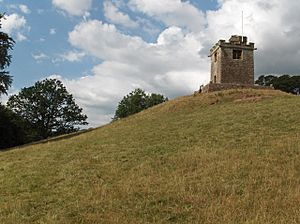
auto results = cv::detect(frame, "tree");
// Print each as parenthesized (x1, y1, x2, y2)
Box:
(0, 13, 15, 95)
(255, 74, 300, 94)
(147, 93, 168, 108)
(273, 75, 300, 94)
(7, 79, 88, 139)
(0, 104, 37, 150)
(114, 88, 168, 120)
(255, 75, 277, 86)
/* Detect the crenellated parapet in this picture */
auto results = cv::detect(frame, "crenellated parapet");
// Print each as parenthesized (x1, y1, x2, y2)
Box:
(209, 35, 256, 57)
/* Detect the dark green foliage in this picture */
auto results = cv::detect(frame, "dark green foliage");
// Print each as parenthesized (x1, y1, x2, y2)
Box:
(7, 79, 88, 139)
(255, 75, 277, 87)
(0, 104, 37, 150)
(0, 13, 15, 95)
(255, 75, 300, 94)
(273, 75, 300, 94)
(114, 88, 168, 120)
(147, 93, 168, 107)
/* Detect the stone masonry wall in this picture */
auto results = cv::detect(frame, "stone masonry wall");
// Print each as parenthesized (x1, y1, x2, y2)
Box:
(220, 47, 254, 85)
(201, 83, 273, 93)
(210, 49, 221, 83)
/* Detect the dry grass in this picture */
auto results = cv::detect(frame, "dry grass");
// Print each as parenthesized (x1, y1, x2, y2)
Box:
(0, 89, 300, 223)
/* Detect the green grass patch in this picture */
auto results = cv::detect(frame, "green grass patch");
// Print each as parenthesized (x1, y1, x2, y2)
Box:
(0, 89, 300, 223)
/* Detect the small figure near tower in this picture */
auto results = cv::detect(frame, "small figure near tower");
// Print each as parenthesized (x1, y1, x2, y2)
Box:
(201, 35, 262, 93)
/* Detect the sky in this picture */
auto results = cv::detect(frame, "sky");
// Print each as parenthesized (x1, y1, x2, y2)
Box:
(1, 0, 300, 127)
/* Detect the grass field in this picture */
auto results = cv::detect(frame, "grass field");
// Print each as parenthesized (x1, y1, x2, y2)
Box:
(0, 89, 300, 223)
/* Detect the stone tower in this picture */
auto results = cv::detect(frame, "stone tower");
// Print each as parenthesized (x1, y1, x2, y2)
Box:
(209, 35, 256, 85)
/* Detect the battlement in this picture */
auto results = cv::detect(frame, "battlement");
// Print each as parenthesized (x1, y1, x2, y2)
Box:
(209, 35, 256, 56)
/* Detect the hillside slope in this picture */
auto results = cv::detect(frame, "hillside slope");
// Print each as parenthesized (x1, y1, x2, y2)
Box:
(0, 89, 299, 223)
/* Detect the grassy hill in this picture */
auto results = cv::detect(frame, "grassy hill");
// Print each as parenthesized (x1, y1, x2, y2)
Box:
(0, 89, 300, 223)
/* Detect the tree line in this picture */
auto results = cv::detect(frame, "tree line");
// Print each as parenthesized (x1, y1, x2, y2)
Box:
(255, 75, 300, 95)
(1, 78, 89, 149)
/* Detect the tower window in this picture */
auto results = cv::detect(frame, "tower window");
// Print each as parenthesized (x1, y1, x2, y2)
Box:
(233, 50, 242, 59)
(214, 52, 217, 62)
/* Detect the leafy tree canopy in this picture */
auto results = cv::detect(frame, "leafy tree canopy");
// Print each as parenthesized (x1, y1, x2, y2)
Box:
(0, 104, 37, 150)
(7, 79, 88, 139)
(114, 88, 168, 120)
(255, 75, 300, 94)
(0, 13, 15, 95)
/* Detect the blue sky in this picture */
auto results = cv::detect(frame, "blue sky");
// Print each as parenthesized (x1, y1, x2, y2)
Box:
(2, 0, 217, 88)
(1, 0, 300, 126)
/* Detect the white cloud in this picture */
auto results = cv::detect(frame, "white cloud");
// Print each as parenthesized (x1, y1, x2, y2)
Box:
(103, 1, 138, 28)
(0, 87, 18, 105)
(60, 51, 86, 62)
(1, 13, 28, 42)
(19, 4, 31, 14)
(32, 53, 48, 61)
(51, 0, 300, 127)
(69, 20, 146, 60)
(1, 13, 26, 35)
(16, 32, 27, 41)
(50, 28, 56, 35)
(65, 20, 208, 126)
(135, 17, 161, 35)
(52, 0, 92, 16)
(129, 0, 206, 32)
(205, 0, 300, 74)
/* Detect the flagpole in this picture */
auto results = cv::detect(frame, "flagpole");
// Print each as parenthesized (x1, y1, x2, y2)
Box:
(242, 11, 244, 37)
